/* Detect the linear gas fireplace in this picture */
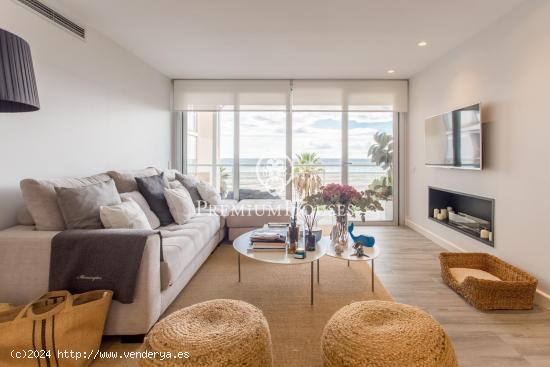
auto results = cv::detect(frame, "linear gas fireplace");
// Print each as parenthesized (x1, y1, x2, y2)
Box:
(428, 187, 495, 247)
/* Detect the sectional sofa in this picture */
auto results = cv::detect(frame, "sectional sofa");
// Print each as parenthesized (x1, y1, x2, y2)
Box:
(0, 168, 289, 336)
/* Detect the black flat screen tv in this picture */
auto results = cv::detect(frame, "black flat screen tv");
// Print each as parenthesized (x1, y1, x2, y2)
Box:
(425, 103, 482, 170)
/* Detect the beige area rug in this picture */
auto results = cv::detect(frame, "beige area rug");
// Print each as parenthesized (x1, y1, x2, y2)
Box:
(96, 243, 393, 367)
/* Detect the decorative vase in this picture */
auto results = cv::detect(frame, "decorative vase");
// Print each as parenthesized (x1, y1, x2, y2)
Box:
(334, 242, 345, 255)
(311, 228, 323, 242)
(332, 214, 349, 255)
(288, 225, 299, 254)
(305, 232, 316, 251)
(288, 226, 299, 244)
(288, 241, 297, 254)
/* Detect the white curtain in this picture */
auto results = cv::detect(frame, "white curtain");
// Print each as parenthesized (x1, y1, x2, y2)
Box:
(173, 79, 408, 112)
(291, 80, 408, 112)
(173, 80, 290, 111)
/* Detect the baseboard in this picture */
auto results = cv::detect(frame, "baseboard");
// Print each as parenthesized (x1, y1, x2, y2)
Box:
(535, 290, 550, 310)
(405, 218, 550, 311)
(405, 218, 466, 253)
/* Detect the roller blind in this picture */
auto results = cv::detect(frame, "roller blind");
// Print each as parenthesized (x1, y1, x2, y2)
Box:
(173, 80, 290, 111)
(173, 79, 408, 112)
(291, 80, 408, 112)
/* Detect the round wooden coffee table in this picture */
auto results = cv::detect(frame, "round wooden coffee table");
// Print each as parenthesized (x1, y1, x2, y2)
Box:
(324, 237, 381, 292)
(233, 230, 330, 305)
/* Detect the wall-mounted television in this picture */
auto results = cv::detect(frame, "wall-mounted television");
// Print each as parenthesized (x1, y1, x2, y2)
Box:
(425, 103, 482, 170)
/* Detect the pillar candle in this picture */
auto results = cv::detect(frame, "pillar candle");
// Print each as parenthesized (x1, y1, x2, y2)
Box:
(433, 208, 440, 218)
(440, 208, 448, 219)
(480, 229, 490, 240)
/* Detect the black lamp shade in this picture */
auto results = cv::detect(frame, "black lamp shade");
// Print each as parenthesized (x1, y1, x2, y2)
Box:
(0, 28, 40, 112)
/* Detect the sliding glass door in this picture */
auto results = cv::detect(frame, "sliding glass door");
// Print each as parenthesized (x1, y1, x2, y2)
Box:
(240, 111, 287, 199)
(347, 111, 396, 222)
(184, 111, 234, 199)
(292, 111, 342, 200)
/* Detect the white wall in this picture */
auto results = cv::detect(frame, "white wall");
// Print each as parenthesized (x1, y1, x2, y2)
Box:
(407, 0, 550, 297)
(0, 0, 172, 229)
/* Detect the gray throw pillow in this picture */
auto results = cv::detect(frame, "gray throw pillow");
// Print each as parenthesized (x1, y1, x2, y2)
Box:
(136, 173, 174, 226)
(175, 173, 203, 207)
(55, 179, 121, 229)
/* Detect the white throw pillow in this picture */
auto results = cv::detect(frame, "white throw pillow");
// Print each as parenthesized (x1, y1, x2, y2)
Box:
(100, 198, 152, 230)
(164, 187, 196, 225)
(196, 181, 222, 206)
(120, 191, 161, 229)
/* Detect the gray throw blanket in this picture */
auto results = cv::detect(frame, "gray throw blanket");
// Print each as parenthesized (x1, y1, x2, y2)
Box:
(49, 229, 162, 304)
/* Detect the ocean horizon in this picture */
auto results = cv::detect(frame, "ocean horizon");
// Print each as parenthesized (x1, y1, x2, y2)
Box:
(185, 157, 391, 198)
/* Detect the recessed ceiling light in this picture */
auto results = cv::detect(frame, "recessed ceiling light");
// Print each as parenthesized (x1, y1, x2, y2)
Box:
(387, 69, 395, 74)
(417, 41, 428, 47)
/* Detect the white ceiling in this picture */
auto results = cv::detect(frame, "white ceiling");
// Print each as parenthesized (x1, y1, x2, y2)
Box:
(49, 0, 524, 79)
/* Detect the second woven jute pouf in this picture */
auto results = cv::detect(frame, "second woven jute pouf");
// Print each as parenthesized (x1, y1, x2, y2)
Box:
(321, 301, 458, 367)
(139, 299, 273, 366)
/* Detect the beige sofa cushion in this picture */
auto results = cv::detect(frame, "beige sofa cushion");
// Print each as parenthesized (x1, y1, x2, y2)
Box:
(226, 199, 291, 228)
(107, 167, 159, 193)
(160, 236, 199, 289)
(229, 227, 256, 241)
(450, 267, 502, 284)
(160, 213, 221, 243)
(16, 206, 35, 226)
(159, 213, 221, 289)
(20, 173, 110, 231)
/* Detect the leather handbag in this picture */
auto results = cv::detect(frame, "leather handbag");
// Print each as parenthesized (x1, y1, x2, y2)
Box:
(0, 290, 113, 367)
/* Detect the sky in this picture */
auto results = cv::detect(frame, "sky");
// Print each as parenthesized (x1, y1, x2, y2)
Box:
(219, 110, 393, 160)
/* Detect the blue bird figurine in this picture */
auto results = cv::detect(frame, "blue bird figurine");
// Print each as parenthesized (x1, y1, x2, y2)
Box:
(348, 223, 375, 247)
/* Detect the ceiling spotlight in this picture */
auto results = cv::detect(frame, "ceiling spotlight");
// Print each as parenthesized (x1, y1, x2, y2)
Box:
(387, 69, 395, 74)
(417, 41, 428, 47)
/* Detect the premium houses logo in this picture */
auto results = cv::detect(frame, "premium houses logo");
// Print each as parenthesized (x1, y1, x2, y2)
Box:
(255, 155, 292, 194)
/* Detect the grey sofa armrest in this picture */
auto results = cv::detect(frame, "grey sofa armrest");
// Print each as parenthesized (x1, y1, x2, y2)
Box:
(103, 234, 162, 335)
(0, 226, 58, 304)
(0, 226, 163, 336)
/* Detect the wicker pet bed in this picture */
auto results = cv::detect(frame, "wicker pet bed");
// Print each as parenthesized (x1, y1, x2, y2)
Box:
(440, 252, 538, 310)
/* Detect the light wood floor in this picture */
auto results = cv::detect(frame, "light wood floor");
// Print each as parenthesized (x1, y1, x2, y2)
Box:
(362, 226, 550, 367)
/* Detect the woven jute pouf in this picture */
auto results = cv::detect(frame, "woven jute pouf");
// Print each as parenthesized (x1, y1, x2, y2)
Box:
(139, 299, 273, 366)
(321, 301, 458, 367)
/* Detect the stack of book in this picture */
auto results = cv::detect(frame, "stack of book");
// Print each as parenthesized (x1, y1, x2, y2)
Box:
(249, 230, 287, 251)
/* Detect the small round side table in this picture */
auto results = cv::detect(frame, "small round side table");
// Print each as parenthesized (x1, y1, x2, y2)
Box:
(324, 238, 381, 292)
